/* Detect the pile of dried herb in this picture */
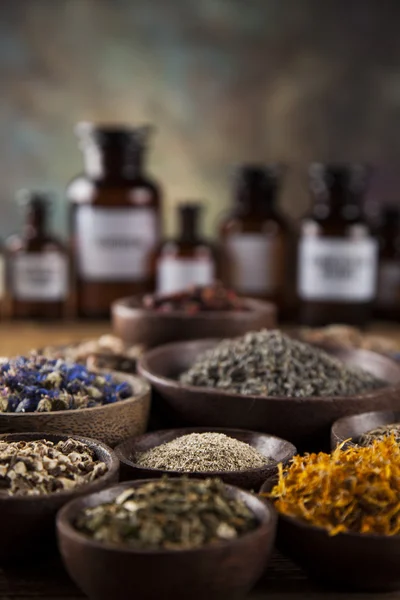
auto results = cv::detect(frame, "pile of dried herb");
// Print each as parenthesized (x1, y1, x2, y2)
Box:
(135, 432, 273, 472)
(75, 478, 258, 549)
(180, 330, 385, 397)
(142, 282, 247, 313)
(0, 354, 132, 412)
(0, 438, 107, 496)
(359, 423, 400, 446)
(266, 435, 400, 536)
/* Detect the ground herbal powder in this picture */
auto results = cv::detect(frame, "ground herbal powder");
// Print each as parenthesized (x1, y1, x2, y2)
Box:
(135, 432, 273, 472)
(180, 330, 385, 397)
(75, 478, 258, 549)
(0, 438, 107, 496)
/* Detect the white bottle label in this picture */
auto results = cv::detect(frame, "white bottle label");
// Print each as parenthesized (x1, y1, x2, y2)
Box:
(298, 237, 378, 301)
(226, 234, 278, 294)
(76, 207, 157, 281)
(13, 253, 68, 301)
(378, 260, 400, 306)
(157, 257, 215, 294)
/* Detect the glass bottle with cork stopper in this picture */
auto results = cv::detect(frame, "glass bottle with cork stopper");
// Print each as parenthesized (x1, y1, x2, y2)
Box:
(154, 203, 217, 295)
(5, 190, 69, 319)
(67, 123, 162, 318)
(375, 205, 400, 320)
(219, 164, 289, 310)
(297, 163, 378, 326)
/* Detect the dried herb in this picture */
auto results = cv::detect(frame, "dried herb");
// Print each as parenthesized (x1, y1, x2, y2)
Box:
(75, 478, 258, 549)
(0, 438, 107, 496)
(181, 330, 385, 397)
(266, 435, 400, 536)
(41, 335, 143, 373)
(0, 354, 132, 413)
(142, 282, 247, 314)
(135, 432, 273, 472)
(359, 423, 400, 446)
(298, 324, 400, 356)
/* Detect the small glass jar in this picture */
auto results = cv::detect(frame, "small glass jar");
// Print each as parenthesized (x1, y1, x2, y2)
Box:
(5, 191, 69, 319)
(297, 164, 378, 326)
(67, 123, 162, 318)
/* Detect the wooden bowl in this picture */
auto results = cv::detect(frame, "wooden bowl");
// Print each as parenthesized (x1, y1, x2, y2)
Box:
(260, 477, 400, 591)
(115, 427, 296, 490)
(331, 409, 400, 448)
(57, 479, 276, 600)
(112, 295, 277, 348)
(138, 339, 400, 451)
(0, 432, 118, 562)
(0, 373, 151, 448)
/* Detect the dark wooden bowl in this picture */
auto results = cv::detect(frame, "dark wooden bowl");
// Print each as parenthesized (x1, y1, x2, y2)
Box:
(331, 409, 400, 448)
(260, 477, 400, 591)
(0, 373, 151, 448)
(115, 427, 296, 490)
(0, 432, 119, 562)
(138, 339, 400, 452)
(112, 295, 277, 348)
(57, 479, 276, 600)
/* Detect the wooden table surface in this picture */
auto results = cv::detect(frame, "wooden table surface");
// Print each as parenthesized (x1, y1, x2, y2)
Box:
(0, 320, 399, 600)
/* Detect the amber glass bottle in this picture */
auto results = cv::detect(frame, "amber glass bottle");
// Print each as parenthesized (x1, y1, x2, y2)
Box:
(155, 203, 217, 294)
(376, 206, 400, 320)
(219, 165, 288, 309)
(6, 191, 69, 319)
(67, 123, 162, 318)
(297, 164, 378, 326)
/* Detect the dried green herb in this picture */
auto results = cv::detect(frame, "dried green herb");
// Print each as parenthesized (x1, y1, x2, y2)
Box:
(0, 438, 107, 496)
(75, 478, 258, 549)
(181, 330, 385, 397)
(135, 432, 273, 472)
(359, 423, 400, 446)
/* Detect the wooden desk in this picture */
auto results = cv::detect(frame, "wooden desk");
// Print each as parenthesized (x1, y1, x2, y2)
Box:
(0, 320, 398, 599)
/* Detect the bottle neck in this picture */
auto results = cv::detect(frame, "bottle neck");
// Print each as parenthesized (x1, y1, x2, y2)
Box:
(178, 210, 201, 242)
(82, 143, 145, 180)
(236, 187, 276, 215)
(23, 206, 48, 238)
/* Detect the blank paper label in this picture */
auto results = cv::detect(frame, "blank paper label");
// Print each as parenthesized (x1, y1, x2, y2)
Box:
(298, 237, 378, 301)
(76, 207, 157, 281)
(227, 234, 278, 294)
(13, 253, 68, 301)
(157, 257, 215, 294)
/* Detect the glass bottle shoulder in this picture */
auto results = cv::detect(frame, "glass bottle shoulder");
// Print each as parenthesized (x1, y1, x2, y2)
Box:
(220, 207, 289, 236)
(67, 173, 161, 208)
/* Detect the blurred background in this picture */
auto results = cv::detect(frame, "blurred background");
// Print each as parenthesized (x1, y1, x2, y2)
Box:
(1, 0, 400, 239)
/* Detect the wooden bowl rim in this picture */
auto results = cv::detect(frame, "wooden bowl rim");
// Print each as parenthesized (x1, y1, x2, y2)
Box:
(57, 478, 276, 555)
(0, 431, 119, 503)
(112, 296, 276, 321)
(260, 475, 400, 543)
(114, 426, 297, 477)
(138, 338, 400, 403)
(0, 371, 150, 418)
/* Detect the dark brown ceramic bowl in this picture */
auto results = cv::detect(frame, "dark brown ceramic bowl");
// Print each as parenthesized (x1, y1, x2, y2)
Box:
(260, 477, 400, 591)
(0, 432, 119, 562)
(0, 373, 151, 448)
(57, 479, 276, 600)
(112, 295, 277, 348)
(115, 427, 296, 490)
(138, 339, 400, 451)
(331, 409, 400, 448)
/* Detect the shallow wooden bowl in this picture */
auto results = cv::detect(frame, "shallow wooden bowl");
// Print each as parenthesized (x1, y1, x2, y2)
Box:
(331, 409, 400, 448)
(115, 427, 296, 490)
(0, 432, 119, 562)
(138, 339, 400, 451)
(0, 373, 151, 448)
(112, 295, 277, 348)
(260, 477, 400, 591)
(57, 479, 276, 600)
